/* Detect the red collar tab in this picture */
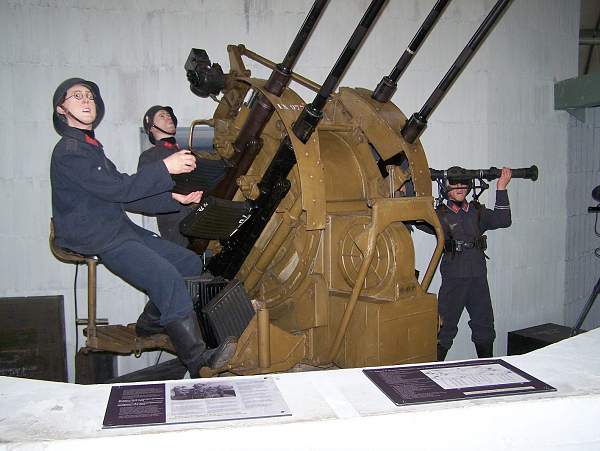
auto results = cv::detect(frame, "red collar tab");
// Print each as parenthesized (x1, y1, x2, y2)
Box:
(85, 134, 100, 147)
(161, 140, 178, 150)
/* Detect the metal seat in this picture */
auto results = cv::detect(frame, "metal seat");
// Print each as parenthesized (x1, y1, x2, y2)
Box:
(49, 220, 174, 355)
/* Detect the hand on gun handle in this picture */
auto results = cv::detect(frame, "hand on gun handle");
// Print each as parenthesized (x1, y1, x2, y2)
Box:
(163, 150, 196, 174)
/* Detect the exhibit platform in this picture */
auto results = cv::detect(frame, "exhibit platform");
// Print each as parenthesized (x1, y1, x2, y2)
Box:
(1, 327, 600, 450)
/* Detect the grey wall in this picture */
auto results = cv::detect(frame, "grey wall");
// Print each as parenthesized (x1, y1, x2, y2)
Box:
(565, 108, 600, 331)
(0, 0, 580, 380)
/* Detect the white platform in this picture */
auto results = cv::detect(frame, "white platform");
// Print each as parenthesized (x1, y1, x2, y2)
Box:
(1, 328, 600, 450)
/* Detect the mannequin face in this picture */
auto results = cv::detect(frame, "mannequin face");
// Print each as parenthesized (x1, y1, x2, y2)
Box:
(57, 84, 96, 130)
(151, 109, 176, 138)
(447, 183, 469, 203)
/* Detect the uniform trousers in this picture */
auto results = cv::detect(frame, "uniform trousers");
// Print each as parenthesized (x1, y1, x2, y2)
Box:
(437, 275, 496, 350)
(99, 233, 202, 325)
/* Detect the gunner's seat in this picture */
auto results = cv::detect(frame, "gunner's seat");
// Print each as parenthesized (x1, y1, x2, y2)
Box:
(49, 219, 174, 356)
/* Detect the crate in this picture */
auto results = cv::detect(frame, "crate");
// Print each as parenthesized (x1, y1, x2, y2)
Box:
(507, 323, 582, 355)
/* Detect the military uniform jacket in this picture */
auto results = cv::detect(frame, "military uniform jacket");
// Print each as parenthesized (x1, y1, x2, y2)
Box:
(437, 190, 511, 279)
(138, 139, 193, 247)
(51, 127, 179, 255)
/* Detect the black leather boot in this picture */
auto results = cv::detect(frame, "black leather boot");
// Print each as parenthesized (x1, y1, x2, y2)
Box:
(165, 313, 210, 377)
(475, 341, 494, 358)
(437, 344, 449, 361)
(205, 336, 237, 369)
(135, 301, 165, 337)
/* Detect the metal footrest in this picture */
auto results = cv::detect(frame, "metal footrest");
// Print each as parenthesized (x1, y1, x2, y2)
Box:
(202, 279, 255, 346)
(187, 274, 228, 348)
(83, 324, 174, 355)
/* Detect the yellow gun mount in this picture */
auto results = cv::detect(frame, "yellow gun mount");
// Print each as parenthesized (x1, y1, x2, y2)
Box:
(192, 47, 443, 377)
(182, 0, 514, 377)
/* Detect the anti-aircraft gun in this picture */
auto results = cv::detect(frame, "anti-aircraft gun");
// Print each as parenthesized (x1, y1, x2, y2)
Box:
(178, 0, 517, 377)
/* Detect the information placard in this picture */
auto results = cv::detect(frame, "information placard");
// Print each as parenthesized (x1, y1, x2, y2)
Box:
(363, 359, 556, 406)
(103, 377, 290, 428)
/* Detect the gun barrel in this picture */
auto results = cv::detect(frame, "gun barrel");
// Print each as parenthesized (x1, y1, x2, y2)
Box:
(294, 0, 388, 142)
(281, 0, 329, 72)
(233, 0, 329, 148)
(372, 0, 450, 103)
(190, 2, 330, 256)
(208, 0, 389, 278)
(213, 0, 328, 203)
(430, 165, 538, 182)
(401, 0, 513, 143)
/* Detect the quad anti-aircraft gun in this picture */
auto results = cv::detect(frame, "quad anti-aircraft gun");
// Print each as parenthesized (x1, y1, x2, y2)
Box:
(172, 0, 534, 377)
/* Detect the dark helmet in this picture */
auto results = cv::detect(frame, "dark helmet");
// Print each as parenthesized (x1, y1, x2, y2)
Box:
(52, 77, 104, 136)
(142, 105, 177, 144)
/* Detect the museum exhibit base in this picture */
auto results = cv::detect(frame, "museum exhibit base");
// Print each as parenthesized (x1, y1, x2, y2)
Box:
(1, 327, 599, 450)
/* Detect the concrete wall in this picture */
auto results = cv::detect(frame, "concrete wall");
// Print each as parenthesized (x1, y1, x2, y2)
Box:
(0, 0, 579, 380)
(565, 108, 600, 332)
(412, 0, 578, 360)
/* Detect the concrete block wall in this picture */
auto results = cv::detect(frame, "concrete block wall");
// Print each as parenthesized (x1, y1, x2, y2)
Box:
(415, 0, 578, 360)
(565, 108, 600, 332)
(0, 0, 579, 380)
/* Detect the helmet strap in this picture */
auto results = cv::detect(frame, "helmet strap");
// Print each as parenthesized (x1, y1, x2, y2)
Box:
(63, 107, 94, 127)
(152, 124, 175, 136)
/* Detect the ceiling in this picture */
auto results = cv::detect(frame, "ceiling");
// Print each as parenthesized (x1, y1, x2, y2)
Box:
(579, 0, 600, 75)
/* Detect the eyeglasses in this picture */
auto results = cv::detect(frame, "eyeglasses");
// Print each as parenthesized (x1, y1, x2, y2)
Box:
(64, 91, 95, 102)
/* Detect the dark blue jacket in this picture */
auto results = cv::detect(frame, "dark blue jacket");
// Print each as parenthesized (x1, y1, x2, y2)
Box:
(138, 139, 191, 247)
(51, 126, 179, 255)
(437, 190, 511, 278)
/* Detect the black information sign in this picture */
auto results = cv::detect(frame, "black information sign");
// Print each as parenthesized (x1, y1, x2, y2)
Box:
(363, 359, 556, 406)
(103, 384, 166, 427)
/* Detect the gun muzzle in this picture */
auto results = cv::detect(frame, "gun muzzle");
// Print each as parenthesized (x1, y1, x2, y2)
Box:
(401, 0, 513, 143)
(372, 0, 450, 103)
(294, 0, 388, 142)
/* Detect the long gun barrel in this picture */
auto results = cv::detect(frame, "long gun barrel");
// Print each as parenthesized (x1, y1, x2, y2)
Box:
(215, 0, 329, 200)
(294, 0, 388, 141)
(188, 1, 329, 256)
(430, 165, 538, 183)
(372, 0, 450, 103)
(401, 0, 513, 143)
(208, 0, 388, 279)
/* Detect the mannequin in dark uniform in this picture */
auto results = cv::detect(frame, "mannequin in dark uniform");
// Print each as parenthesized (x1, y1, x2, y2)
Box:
(436, 168, 512, 361)
(138, 105, 195, 248)
(50, 79, 235, 376)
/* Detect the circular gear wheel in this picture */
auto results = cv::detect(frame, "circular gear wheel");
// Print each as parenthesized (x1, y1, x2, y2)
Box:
(339, 222, 395, 292)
